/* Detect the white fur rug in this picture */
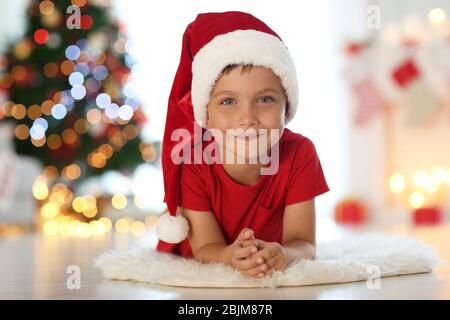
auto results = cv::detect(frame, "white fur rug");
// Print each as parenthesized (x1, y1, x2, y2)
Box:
(95, 234, 439, 288)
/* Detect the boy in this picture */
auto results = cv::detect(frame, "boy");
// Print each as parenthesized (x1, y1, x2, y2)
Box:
(156, 11, 329, 278)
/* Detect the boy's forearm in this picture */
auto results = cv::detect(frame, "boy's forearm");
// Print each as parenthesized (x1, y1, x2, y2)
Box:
(282, 239, 316, 265)
(194, 242, 232, 265)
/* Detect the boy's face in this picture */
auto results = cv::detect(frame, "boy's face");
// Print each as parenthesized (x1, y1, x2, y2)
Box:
(206, 66, 287, 162)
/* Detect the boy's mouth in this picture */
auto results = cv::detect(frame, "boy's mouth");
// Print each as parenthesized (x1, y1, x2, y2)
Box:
(231, 131, 267, 142)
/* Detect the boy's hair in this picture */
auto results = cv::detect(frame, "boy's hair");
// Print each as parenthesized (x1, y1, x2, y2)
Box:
(220, 64, 254, 75)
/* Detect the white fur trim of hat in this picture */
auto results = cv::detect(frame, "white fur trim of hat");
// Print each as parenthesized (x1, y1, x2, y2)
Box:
(191, 29, 299, 128)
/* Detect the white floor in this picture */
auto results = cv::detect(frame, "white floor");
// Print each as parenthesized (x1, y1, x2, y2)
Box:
(1, 218, 449, 299)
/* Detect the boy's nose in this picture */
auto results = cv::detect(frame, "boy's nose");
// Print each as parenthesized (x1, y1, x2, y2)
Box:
(237, 104, 258, 127)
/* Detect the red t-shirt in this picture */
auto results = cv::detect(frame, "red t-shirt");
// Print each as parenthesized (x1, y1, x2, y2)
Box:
(157, 128, 329, 257)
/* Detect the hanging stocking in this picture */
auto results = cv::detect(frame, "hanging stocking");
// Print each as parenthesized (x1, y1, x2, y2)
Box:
(392, 58, 438, 126)
(352, 78, 386, 125)
(345, 43, 385, 126)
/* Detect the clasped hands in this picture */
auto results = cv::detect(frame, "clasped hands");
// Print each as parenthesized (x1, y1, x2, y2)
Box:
(228, 228, 287, 278)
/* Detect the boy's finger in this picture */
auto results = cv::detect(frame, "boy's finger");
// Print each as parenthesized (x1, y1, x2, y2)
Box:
(268, 243, 282, 256)
(254, 239, 266, 250)
(237, 228, 254, 241)
(239, 239, 258, 248)
(237, 255, 264, 270)
(232, 245, 258, 260)
(264, 254, 280, 269)
(249, 247, 273, 260)
(241, 263, 268, 278)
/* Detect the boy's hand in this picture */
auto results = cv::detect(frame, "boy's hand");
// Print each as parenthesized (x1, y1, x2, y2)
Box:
(250, 240, 288, 274)
(228, 228, 268, 278)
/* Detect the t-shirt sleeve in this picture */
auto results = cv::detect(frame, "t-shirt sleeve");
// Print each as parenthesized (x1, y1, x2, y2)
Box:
(178, 164, 212, 212)
(285, 138, 329, 205)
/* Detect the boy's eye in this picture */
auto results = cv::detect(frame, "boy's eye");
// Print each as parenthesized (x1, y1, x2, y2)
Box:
(219, 98, 235, 105)
(257, 96, 274, 103)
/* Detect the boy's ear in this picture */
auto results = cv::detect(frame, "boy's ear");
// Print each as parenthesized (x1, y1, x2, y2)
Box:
(205, 108, 210, 127)
(284, 103, 289, 120)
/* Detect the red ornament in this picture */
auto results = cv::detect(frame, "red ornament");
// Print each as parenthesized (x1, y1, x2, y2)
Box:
(335, 198, 367, 224)
(34, 28, 49, 45)
(80, 15, 93, 30)
(413, 207, 442, 225)
(346, 43, 364, 56)
(392, 59, 420, 87)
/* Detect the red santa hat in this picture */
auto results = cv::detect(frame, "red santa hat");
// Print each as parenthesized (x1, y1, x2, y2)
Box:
(156, 11, 299, 246)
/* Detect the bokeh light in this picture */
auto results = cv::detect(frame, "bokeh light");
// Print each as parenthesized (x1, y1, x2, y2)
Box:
(41, 202, 60, 219)
(389, 173, 405, 194)
(95, 93, 111, 109)
(51, 103, 67, 119)
(409, 191, 425, 209)
(93, 65, 108, 81)
(71, 85, 86, 100)
(69, 71, 84, 86)
(75, 63, 89, 76)
(39, 1, 55, 15)
(30, 123, 46, 140)
(74, 119, 89, 134)
(32, 180, 49, 200)
(11, 103, 26, 119)
(27, 105, 42, 119)
(87, 108, 102, 124)
(47, 134, 62, 150)
(131, 221, 146, 237)
(15, 124, 29, 140)
(60, 60, 75, 75)
(34, 28, 49, 45)
(428, 8, 446, 24)
(43, 220, 58, 235)
(11, 66, 26, 81)
(65, 45, 81, 61)
(105, 103, 119, 119)
(34, 118, 48, 130)
(115, 218, 130, 234)
(118, 104, 133, 121)
(72, 196, 87, 213)
(62, 128, 78, 144)
(111, 193, 127, 209)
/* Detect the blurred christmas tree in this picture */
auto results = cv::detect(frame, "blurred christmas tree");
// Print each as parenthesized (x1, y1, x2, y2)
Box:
(0, 0, 156, 186)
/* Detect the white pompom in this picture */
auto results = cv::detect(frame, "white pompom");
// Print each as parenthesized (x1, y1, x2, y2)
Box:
(155, 213, 189, 243)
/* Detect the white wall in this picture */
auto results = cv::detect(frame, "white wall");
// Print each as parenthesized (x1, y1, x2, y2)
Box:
(0, 0, 29, 51)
